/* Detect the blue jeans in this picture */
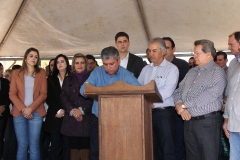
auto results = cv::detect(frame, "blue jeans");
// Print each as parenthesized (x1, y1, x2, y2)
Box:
(13, 111, 43, 160)
(229, 132, 240, 160)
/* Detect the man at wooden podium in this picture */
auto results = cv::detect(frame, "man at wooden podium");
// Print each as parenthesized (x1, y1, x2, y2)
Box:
(138, 37, 179, 160)
(80, 46, 140, 160)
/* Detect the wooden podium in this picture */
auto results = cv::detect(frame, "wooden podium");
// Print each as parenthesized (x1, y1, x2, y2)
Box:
(85, 80, 162, 160)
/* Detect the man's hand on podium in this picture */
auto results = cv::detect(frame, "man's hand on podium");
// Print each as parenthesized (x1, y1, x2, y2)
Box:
(150, 103, 154, 109)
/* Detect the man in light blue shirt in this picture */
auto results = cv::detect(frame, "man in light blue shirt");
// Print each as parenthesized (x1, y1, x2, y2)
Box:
(80, 46, 140, 160)
(138, 37, 179, 160)
(223, 31, 240, 160)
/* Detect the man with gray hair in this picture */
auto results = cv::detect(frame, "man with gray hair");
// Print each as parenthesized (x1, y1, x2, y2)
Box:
(174, 39, 227, 159)
(80, 46, 140, 160)
(138, 37, 179, 159)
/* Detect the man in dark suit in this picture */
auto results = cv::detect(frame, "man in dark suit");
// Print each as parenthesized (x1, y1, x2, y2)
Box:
(214, 51, 228, 73)
(0, 63, 10, 158)
(163, 37, 189, 160)
(115, 32, 145, 78)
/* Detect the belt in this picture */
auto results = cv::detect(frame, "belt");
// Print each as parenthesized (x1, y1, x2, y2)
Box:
(191, 111, 220, 120)
(152, 107, 173, 112)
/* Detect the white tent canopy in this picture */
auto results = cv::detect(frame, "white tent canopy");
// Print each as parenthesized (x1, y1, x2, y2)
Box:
(0, 0, 239, 59)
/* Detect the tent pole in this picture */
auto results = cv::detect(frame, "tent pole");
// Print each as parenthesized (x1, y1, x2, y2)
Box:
(136, 0, 151, 41)
(0, 0, 28, 48)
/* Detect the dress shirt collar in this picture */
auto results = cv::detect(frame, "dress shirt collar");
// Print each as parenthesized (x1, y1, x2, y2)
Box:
(104, 66, 121, 76)
(57, 73, 68, 88)
(234, 53, 240, 59)
(121, 52, 129, 60)
(120, 52, 129, 69)
(237, 57, 240, 62)
(150, 58, 167, 67)
(195, 60, 215, 71)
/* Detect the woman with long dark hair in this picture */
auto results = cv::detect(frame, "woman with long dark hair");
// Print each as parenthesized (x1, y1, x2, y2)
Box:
(43, 54, 71, 160)
(9, 47, 47, 160)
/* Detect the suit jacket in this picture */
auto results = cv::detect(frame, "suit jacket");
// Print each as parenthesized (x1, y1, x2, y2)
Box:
(127, 53, 145, 78)
(43, 75, 64, 133)
(223, 66, 228, 73)
(171, 57, 189, 88)
(9, 69, 47, 117)
(0, 77, 10, 117)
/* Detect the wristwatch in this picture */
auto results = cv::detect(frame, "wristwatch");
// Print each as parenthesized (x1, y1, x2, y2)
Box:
(181, 104, 186, 109)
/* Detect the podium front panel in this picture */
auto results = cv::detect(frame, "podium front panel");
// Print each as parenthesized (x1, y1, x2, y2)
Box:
(98, 94, 153, 160)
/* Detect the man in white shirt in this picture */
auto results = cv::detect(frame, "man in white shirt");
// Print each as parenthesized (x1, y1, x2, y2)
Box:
(115, 32, 145, 78)
(138, 37, 179, 160)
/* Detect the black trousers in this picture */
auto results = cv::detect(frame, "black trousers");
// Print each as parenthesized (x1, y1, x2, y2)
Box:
(49, 132, 61, 160)
(174, 112, 185, 160)
(152, 107, 176, 160)
(2, 116, 17, 160)
(90, 115, 99, 160)
(62, 135, 71, 160)
(184, 113, 220, 160)
(0, 116, 8, 159)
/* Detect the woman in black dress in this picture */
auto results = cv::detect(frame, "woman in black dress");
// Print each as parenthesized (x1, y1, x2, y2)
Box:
(43, 54, 71, 160)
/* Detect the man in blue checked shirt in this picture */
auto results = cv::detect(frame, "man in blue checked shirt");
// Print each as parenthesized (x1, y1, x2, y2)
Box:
(80, 46, 140, 160)
(174, 39, 227, 160)
(138, 37, 179, 160)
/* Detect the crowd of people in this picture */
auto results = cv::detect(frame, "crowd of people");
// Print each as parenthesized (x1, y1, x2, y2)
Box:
(0, 31, 239, 160)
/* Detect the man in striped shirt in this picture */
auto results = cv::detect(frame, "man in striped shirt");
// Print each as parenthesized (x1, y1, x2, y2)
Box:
(174, 39, 227, 160)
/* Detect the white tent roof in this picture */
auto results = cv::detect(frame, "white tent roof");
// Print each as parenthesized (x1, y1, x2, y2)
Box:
(0, 0, 239, 58)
